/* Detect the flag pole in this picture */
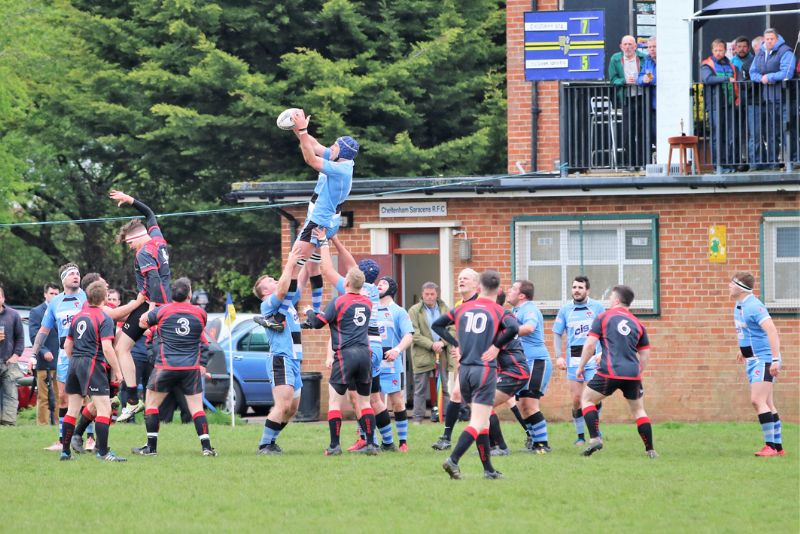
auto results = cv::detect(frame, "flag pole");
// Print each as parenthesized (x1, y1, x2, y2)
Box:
(228, 321, 235, 428)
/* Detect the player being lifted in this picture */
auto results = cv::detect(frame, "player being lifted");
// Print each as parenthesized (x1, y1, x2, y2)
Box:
(257, 109, 358, 332)
(110, 190, 172, 423)
(133, 278, 217, 457)
(61, 281, 125, 462)
(576, 285, 656, 458)
(433, 270, 519, 480)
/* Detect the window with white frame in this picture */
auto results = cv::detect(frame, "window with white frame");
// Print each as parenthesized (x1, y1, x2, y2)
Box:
(762, 213, 800, 312)
(513, 216, 658, 314)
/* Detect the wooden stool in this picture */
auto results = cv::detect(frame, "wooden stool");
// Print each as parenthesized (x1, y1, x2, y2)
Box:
(667, 135, 701, 175)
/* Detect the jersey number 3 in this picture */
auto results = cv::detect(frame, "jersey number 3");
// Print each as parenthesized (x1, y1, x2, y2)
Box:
(175, 318, 191, 336)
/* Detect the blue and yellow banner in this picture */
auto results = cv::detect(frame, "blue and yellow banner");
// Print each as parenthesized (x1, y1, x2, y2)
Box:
(524, 10, 605, 81)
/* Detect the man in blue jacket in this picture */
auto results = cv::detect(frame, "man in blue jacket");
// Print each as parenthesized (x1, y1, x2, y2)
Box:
(748, 29, 797, 169)
(29, 283, 61, 426)
(637, 37, 657, 151)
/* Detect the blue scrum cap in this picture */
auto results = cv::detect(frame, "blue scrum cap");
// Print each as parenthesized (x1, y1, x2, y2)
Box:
(336, 136, 359, 160)
(357, 259, 380, 284)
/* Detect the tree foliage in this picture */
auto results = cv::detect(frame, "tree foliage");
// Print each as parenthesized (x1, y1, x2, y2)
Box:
(0, 0, 506, 308)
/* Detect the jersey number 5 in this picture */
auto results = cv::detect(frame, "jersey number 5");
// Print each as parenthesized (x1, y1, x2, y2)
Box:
(353, 307, 367, 327)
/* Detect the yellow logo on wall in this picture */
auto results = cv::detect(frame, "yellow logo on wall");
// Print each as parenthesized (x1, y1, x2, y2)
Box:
(709, 225, 727, 263)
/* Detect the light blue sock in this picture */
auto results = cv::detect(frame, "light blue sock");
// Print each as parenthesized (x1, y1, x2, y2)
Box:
(86, 422, 94, 437)
(533, 419, 548, 444)
(573, 416, 585, 437)
(759, 412, 774, 445)
(395, 410, 409, 443)
(773, 414, 782, 446)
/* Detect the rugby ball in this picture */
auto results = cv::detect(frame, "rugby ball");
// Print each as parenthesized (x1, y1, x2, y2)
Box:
(276, 108, 299, 130)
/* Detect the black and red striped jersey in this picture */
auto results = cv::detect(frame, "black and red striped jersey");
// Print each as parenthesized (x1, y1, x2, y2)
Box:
(589, 307, 650, 380)
(310, 293, 372, 351)
(67, 306, 115, 361)
(147, 302, 208, 370)
(497, 311, 529, 379)
(448, 297, 507, 367)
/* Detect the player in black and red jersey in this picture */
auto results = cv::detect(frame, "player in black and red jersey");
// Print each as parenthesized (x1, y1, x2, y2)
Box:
(132, 277, 216, 457)
(304, 258, 378, 457)
(61, 281, 125, 462)
(432, 270, 519, 480)
(488, 291, 529, 456)
(111, 190, 172, 422)
(576, 285, 656, 458)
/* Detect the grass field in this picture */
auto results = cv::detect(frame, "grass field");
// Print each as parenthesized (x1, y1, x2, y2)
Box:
(1, 413, 798, 533)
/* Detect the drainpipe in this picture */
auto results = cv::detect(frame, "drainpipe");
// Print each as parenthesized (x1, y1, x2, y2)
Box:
(530, 0, 540, 173)
(275, 207, 299, 244)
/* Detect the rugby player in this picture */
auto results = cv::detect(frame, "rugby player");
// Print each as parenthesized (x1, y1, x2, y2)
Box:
(132, 277, 217, 457)
(729, 272, 784, 456)
(310, 229, 395, 452)
(305, 258, 378, 456)
(507, 280, 552, 453)
(432, 270, 518, 480)
(111, 190, 172, 423)
(553, 276, 605, 445)
(488, 290, 529, 456)
(31, 263, 86, 452)
(576, 285, 656, 458)
(61, 281, 125, 462)
(253, 250, 307, 455)
(374, 276, 414, 451)
(257, 110, 358, 331)
(431, 269, 479, 451)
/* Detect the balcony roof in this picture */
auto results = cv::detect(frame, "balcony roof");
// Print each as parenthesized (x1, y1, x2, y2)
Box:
(228, 171, 799, 204)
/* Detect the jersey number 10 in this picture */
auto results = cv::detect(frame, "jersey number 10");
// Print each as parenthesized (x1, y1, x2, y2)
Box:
(463, 311, 487, 334)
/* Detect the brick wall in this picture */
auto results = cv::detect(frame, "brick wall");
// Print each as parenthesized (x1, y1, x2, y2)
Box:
(507, 0, 561, 174)
(282, 192, 799, 423)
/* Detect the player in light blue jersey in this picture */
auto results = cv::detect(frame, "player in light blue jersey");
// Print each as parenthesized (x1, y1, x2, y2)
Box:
(312, 229, 398, 452)
(31, 263, 86, 451)
(508, 279, 552, 454)
(253, 249, 307, 455)
(553, 276, 606, 445)
(375, 276, 415, 451)
(729, 272, 785, 457)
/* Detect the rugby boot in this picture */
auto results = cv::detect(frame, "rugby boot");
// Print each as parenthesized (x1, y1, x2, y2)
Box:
(645, 449, 659, 459)
(754, 445, 779, 457)
(483, 470, 504, 480)
(70, 435, 86, 454)
(432, 436, 452, 451)
(490, 446, 510, 457)
(324, 445, 342, 456)
(257, 443, 282, 456)
(202, 448, 218, 457)
(380, 442, 399, 452)
(59, 452, 72, 461)
(347, 438, 367, 452)
(117, 399, 145, 423)
(581, 437, 603, 457)
(253, 315, 285, 333)
(97, 451, 127, 462)
(131, 445, 157, 456)
(442, 457, 462, 480)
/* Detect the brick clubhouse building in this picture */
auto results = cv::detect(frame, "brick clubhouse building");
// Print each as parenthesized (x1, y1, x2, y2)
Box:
(231, 1, 799, 422)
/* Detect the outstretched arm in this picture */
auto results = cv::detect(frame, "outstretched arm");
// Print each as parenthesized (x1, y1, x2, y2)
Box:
(313, 229, 343, 286)
(110, 190, 158, 229)
(330, 235, 357, 271)
(273, 249, 300, 303)
(292, 110, 326, 170)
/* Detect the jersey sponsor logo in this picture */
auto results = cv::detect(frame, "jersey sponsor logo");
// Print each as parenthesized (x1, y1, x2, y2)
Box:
(572, 323, 591, 337)
(89, 386, 100, 392)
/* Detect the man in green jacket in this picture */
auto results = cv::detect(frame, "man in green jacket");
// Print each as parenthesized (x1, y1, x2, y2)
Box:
(408, 282, 452, 424)
(608, 34, 648, 168)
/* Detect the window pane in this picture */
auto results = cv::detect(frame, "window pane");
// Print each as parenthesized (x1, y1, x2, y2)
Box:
(529, 230, 560, 261)
(626, 230, 653, 260)
(398, 233, 439, 249)
(776, 227, 800, 258)
(581, 265, 619, 301)
(527, 266, 562, 301)
(569, 230, 617, 262)
(248, 330, 270, 352)
(776, 263, 800, 300)
(624, 264, 654, 302)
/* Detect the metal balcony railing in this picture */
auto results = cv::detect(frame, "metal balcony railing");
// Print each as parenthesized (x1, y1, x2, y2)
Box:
(560, 79, 799, 173)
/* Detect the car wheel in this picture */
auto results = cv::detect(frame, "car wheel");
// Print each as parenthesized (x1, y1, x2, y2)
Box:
(226, 381, 247, 416)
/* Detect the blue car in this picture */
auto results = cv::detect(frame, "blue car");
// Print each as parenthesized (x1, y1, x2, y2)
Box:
(215, 316, 274, 416)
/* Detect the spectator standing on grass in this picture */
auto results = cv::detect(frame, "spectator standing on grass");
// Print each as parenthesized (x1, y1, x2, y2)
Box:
(408, 282, 452, 424)
(29, 283, 62, 425)
(0, 286, 25, 425)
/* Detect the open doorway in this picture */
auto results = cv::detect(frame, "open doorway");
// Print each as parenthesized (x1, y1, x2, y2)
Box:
(391, 231, 441, 307)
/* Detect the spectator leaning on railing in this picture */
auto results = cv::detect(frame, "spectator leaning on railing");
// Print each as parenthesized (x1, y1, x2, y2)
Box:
(637, 37, 657, 147)
(748, 28, 797, 169)
(609, 35, 648, 168)
(701, 38, 739, 173)
(0, 286, 25, 426)
(731, 35, 754, 80)
(29, 283, 62, 426)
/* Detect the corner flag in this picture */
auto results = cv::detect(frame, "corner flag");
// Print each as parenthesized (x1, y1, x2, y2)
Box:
(224, 292, 237, 328)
